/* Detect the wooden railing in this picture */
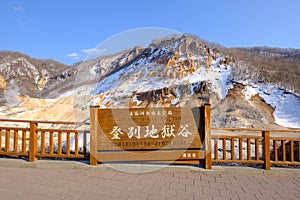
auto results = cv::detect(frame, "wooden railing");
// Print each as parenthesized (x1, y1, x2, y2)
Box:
(0, 119, 88, 161)
(0, 126, 29, 157)
(211, 128, 300, 169)
(1, 118, 300, 170)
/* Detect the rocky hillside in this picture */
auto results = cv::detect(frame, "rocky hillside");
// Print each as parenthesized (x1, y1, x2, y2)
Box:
(0, 35, 299, 129)
(225, 47, 300, 95)
(0, 51, 69, 102)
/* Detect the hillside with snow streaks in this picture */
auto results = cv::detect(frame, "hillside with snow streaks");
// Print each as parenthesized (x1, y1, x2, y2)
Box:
(0, 34, 299, 130)
(238, 83, 300, 128)
(247, 83, 300, 129)
(93, 35, 233, 107)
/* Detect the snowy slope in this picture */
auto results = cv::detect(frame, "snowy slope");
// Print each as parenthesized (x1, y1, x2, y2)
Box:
(241, 83, 300, 129)
(92, 35, 233, 107)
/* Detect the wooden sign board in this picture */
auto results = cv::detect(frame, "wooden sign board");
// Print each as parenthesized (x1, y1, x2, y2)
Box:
(90, 105, 211, 169)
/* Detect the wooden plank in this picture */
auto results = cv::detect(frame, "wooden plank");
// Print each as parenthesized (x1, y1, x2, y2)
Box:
(214, 138, 218, 160)
(231, 138, 235, 160)
(13, 130, 18, 153)
(255, 139, 259, 160)
(40, 131, 45, 154)
(213, 159, 264, 164)
(222, 138, 226, 160)
(75, 133, 79, 156)
(271, 161, 300, 166)
(262, 131, 270, 170)
(5, 130, 10, 153)
(298, 141, 300, 162)
(35, 153, 84, 159)
(282, 140, 286, 162)
(273, 140, 278, 161)
(49, 131, 54, 155)
(290, 140, 294, 162)
(204, 104, 212, 169)
(0, 127, 29, 131)
(29, 122, 38, 162)
(271, 137, 300, 141)
(90, 106, 99, 165)
(37, 128, 78, 133)
(239, 138, 243, 160)
(212, 135, 263, 140)
(247, 138, 251, 160)
(22, 130, 26, 154)
(66, 132, 70, 156)
(57, 131, 62, 155)
(0, 130, 2, 151)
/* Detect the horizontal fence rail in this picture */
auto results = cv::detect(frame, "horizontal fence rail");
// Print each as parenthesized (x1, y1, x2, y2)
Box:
(211, 128, 300, 169)
(0, 119, 89, 161)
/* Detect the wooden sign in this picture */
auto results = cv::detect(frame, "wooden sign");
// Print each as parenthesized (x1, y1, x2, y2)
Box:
(90, 105, 211, 169)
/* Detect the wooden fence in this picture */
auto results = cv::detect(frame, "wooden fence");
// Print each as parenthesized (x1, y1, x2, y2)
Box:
(211, 128, 300, 169)
(1, 119, 300, 170)
(0, 119, 87, 161)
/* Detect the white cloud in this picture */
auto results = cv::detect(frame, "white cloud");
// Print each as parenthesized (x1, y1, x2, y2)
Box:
(12, 5, 25, 11)
(66, 48, 107, 61)
(81, 48, 106, 54)
(66, 52, 80, 59)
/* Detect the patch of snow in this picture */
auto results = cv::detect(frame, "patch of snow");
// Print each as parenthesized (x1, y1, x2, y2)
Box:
(242, 85, 258, 100)
(178, 56, 188, 62)
(260, 89, 300, 129)
(171, 97, 180, 106)
(245, 83, 300, 129)
(89, 63, 99, 76)
(132, 95, 143, 106)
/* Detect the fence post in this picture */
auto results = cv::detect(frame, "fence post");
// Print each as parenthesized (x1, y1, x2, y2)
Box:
(29, 122, 38, 162)
(204, 104, 212, 169)
(262, 131, 270, 170)
(90, 106, 99, 165)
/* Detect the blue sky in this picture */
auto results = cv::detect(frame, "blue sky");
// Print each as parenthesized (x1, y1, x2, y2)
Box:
(1, 0, 300, 65)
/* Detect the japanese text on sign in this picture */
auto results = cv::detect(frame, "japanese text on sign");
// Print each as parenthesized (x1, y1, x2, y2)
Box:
(109, 124, 192, 140)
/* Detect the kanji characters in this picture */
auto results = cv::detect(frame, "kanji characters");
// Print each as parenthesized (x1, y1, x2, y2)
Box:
(144, 125, 159, 138)
(109, 124, 192, 140)
(128, 126, 141, 139)
(178, 124, 192, 138)
(110, 126, 124, 139)
(161, 125, 176, 138)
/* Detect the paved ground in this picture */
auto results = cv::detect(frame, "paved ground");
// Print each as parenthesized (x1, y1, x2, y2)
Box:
(0, 158, 299, 200)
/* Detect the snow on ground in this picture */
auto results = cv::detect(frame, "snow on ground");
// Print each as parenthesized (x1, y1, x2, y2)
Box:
(183, 62, 232, 99)
(241, 85, 258, 100)
(245, 83, 300, 129)
(93, 54, 233, 106)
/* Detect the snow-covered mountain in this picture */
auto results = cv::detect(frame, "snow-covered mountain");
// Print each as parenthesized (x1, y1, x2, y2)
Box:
(0, 51, 68, 102)
(91, 35, 232, 107)
(0, 35, 299, 130)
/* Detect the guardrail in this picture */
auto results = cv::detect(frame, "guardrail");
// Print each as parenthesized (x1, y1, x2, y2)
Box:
(211, 128, 300, 169)
(1, 118, 299, 170)
(0, 119, 88, 161)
